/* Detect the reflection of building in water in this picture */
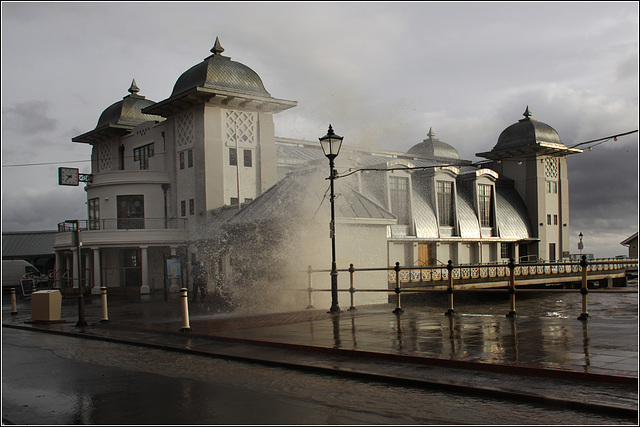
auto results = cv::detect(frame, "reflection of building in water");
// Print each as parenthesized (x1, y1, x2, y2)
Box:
(54, 37, 582, 309)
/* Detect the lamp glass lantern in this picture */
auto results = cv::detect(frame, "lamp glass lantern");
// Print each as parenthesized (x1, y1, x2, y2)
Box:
(319, 125, 343, 160)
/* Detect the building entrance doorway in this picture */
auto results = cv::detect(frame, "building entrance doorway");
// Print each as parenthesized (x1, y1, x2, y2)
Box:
(122, 249, 141, 287)
(417, 243, 434, 266)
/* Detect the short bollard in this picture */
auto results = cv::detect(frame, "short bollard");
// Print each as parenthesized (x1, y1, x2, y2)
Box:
(100, 287, 109, 322)
(445, 260, 455, 316)
(11, 288, 18, 315)
(180, 288, 191, 332)
(76, 292, 88, 328)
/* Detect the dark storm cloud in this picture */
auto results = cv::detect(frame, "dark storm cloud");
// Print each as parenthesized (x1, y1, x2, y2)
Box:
(568, 139, 639, 224)
(1, 184, 87, 231)
(3, 101, 57, 135)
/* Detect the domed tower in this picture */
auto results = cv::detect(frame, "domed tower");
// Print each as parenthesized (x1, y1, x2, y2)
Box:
(143, 37, 297, 231)
(73, 80, 162, 145)
(407, 127, 460, 160)
(476, 107, 582, 261)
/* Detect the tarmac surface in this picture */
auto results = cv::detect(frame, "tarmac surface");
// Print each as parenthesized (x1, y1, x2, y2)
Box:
(2, 291, 638, 419)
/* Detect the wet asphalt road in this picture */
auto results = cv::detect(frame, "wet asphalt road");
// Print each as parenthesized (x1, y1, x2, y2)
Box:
(2, 328, 635, 425)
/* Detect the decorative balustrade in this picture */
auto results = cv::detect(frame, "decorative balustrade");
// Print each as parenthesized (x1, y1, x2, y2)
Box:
(58, 218, 187, 232)
(385, 259, 635, 284)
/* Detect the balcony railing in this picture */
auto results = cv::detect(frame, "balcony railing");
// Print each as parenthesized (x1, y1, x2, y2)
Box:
(58, 218, 187, 232)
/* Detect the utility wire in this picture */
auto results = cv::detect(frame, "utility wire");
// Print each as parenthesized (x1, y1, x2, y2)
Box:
(3, 129, 636, 169)
(336, 129, 638, 177)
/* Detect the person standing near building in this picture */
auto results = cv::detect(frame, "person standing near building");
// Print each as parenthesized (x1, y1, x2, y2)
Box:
(190, 260, 207, 303)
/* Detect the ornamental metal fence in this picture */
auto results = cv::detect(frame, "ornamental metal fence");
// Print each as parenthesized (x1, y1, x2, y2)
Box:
(303, 258, 638, 320)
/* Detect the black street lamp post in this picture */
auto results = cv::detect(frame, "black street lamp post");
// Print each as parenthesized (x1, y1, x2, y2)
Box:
(67, 219, 87, 327)
(319, 125, 343, 314)
(578, 232, 584, 257)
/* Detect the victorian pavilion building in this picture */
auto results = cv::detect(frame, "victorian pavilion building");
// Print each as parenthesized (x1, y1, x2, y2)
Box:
(54, 38, 581, 308)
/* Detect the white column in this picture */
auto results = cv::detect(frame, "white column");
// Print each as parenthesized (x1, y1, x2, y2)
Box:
(92, 248, 101, 294)
(140, 246, 150, 294)
(169, 246, 180, 293)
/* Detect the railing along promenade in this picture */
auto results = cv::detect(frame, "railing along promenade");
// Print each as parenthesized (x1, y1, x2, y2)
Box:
(304, 257, 638, 320)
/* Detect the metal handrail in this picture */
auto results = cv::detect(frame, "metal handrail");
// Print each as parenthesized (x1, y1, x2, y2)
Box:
(302, 258, 638, 317)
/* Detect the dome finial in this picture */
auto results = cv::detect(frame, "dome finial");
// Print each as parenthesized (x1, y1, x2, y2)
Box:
(129, 79, 140, 95)
(427, 127, 435, 140)
(519, 106, 534, 122)
(211, 37, 225, 56)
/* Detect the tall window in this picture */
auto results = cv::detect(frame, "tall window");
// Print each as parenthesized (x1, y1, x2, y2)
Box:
(187, 149, 193, 168)
(88, 198, 100, 230)
(229, 148, 237, 166)
(549, 243, 556, 262)
(117, 195, 144, 229)
(133, 143, 154, 170)
(179, 149, 193, 170)
(478, 184, 493, 227)
(119, 145, 125, 170)
(389, 176, 410, 225)
(501, 243, 512, 259)
(243, 149, 252, 167)
(181, 201, 186, 217)
(189, 199, 195, 215)
(437, 181, 454, 226)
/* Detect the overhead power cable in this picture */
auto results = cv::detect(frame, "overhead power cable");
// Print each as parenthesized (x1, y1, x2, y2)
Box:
(2, 129, 637, 169)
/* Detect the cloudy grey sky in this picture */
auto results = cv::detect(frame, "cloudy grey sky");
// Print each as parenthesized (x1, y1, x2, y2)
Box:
(1, 2, 638, 258)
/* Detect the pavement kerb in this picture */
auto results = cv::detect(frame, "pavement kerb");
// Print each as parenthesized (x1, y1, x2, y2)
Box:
(3, 320, 638, 420)
(86, 318, 638, 386)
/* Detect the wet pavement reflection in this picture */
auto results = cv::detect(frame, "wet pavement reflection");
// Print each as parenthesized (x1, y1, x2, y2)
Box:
(214, 309, 637, 379)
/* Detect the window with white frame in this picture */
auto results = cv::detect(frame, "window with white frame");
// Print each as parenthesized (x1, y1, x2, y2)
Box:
(437, 180, 454, 227)
(389, 176, 410, 225)
(133, 143, 154, 170)
(478, 184, 493, 227)
(88, 198, 100, 230)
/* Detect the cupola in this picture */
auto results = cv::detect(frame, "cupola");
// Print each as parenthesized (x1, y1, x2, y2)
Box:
(407, 127, 460, 160)
(143, 37, 297, 116)
(72, 80, 162, 144)
(476, 107, 582, 160)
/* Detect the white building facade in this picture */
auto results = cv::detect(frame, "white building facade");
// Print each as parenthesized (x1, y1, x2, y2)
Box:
(54, 38, 580, 309)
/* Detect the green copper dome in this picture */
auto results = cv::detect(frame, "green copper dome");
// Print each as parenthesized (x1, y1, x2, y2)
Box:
(407, 128, 460, 160)
(494, 106, 565, 151)
(171, 37, 270, 98)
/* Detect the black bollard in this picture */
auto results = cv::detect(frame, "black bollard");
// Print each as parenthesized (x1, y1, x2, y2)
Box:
(76, 292, 88, 327)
